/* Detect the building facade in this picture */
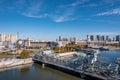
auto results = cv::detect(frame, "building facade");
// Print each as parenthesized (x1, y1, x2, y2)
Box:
(116, 35, 120, 41)
(0, 33, 18, 46)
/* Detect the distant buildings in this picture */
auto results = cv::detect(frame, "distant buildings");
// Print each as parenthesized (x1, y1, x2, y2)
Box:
(56, 36, 78, 42)
(25, 35, 120, 48)
(87, 35, 120, 42)
(86, 35, 120, 48)
(87, 35, 116, 42)
(116, 35, 120, 41)
(70, 37, 78, 42)
(106, 36, 109, 41)
(0, 33, 18, 47)
(87, 35, 90, 41)
(0, 33, 119, 49)
(90, 35, 94, 41)
(59, 36, 62, 41)
(25, 37, 58, 48)
(96, 35, 100, 41)
(56, 36, 79, 47)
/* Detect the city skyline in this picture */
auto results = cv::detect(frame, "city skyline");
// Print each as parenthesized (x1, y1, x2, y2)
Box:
(0, 0, 120, 40)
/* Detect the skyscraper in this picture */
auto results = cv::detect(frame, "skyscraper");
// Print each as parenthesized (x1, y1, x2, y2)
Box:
(59, 36, 62, 41)
(96, 35, 100, 41)
(106, 36, 109, 41)
(0, 33, 18, 45)
(90, 35, 94, 41)
(87, 35, 90, 41)
(101, 36, 105, 41)
(116, 35, 120, 41)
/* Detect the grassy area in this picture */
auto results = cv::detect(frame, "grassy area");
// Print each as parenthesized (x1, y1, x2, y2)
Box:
(0, 49, 38, 59)
(0, 53, 17, 59)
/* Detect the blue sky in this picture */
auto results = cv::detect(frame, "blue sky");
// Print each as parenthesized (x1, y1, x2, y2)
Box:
(0, 0, 120, 40)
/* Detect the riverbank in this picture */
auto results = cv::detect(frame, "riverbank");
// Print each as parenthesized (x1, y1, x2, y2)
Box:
(0, 58, 33, 69)
(0, 54, 17, 59)
(108, 47, 120, 50)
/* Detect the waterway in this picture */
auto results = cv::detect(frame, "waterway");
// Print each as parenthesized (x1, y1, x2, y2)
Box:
(98, 50, 120, 63)
(0, 50, 120, 80)
(0, 63, 81, 80)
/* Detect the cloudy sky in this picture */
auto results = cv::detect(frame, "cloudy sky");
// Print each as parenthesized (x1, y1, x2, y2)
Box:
(0, 0, 120, 39)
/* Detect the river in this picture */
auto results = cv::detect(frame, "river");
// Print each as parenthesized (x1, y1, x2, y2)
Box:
(0, 50, 120, 80)
(0, 63, 81, 80)
(98, 50, 120, 63)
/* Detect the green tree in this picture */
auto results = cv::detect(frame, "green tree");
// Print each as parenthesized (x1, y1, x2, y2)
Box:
(20, 50, 30, 59)
(5, 46, 9, 48)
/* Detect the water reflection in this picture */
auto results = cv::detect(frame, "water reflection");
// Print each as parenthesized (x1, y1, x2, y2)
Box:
(20, 66, 29, 74)
(0, 63, 81, 80)
(98, 50, 120, 63)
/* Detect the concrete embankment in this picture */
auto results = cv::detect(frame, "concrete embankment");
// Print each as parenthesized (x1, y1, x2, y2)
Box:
(0, 58, 33, 69)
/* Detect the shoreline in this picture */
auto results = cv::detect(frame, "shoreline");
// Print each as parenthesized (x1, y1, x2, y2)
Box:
(0, 58, 33, 69)
(108, 47, 120, 50)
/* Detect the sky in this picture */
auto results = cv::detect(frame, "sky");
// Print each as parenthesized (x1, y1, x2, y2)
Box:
(0, 0, 120, 40)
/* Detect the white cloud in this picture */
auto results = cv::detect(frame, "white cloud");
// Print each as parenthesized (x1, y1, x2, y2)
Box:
(53, 16, 66, 22)
(22, 13, 48, 18)
(50, 6, 78, 22)
(18, 0, 79, 22)
(96, 8, 120, 16)
(0, 0, 88, 22)
(66, 0, 89, 7)
(19, 0, 48, 18)
(52, 15, 76, 22)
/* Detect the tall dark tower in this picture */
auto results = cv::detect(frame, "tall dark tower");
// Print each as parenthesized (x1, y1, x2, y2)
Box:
(116, 35, 120, 41)
(106, 36, 109, 41)
(90, 35, 94, 41)
(87, 35, 89, 41)
(59, 36, 61, 41)
(101, 36, 105, 41)
(96, 35, 100, 41)
(17, 32, 19, 39)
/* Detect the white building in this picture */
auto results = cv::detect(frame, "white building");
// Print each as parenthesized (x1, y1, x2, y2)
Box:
(0, 33, 18, 46)
(10, 34, 18, 43)
(57, 41, 69, 47)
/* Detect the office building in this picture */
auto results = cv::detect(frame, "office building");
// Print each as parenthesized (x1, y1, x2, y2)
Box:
(96, 35, 100, 41)
(106, 36, 109, 41)
(0, 33, 18, 46)
(101, 36, 105, 41)
(59, 36, 62, 41)
(90, 35, 94, 41)
(116, 35, 120, 41)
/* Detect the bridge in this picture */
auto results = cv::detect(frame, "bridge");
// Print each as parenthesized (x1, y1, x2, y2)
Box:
(32, 49, 120, 80)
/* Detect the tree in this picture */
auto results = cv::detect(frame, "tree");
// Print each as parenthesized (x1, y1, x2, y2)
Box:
(5, 46, 9, 48)
(20, 50, 30, 59)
